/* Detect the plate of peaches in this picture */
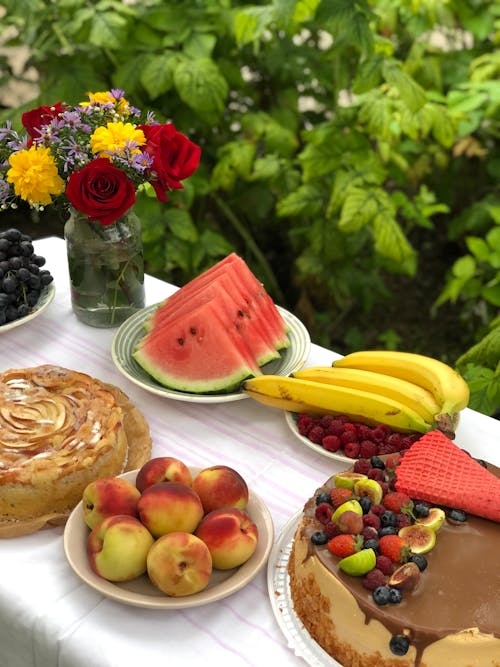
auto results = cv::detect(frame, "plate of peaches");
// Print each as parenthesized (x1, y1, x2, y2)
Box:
(63, 458, 274, 609)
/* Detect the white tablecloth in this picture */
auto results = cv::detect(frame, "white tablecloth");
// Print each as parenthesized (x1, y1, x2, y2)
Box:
(1, 236, 499, 667)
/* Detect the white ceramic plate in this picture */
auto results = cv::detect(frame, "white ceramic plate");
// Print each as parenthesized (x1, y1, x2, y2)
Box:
(64, 468, 274, 609)
(284, 411, 351, 463)
(111, 305, 311, 403)
(267, 512, 341, 667)
(0, 283, 55, 333)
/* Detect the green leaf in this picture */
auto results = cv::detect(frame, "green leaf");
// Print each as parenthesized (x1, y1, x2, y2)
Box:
(166, 209, 199, 243)
(174, 58, 228, 114)
(382, 61, 427, 113)
(292, 0, 322, 22)
(372, 213, 416, 270)
(482, 284, 500, 307)
(234, 6, 275, 46)
(352, 56, 383, 94)
(338, 187, 378, 233)
(277, 184, 322, 217)
(88, 10, 128, 49)
(466, 236, 490, 262)
(452, 255, 476, 280)
(140, 53, 176, 99)
(457, 327, 500, 371)
(183, 32, 217, 59)
(250, 154, 282, 180)
(211, 141, 256, 190)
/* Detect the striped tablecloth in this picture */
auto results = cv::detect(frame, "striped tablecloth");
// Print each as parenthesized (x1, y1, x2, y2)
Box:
(1, 236, 499, 667)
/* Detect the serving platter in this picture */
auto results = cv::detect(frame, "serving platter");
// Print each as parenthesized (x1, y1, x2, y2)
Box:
(64, 468, 274, 609)
(267, 512, 341, 667)
(284, 411, 351, 463)
(112, 305, 311, 403)
(0, 283, 55, 333)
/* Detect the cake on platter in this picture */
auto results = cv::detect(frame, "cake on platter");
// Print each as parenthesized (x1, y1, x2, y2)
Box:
(287, 430, 500, 667)
(0, 365, 151, 537)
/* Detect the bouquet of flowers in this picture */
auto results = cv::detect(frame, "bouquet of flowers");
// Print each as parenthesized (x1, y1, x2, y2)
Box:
(0, 89, 201, 225)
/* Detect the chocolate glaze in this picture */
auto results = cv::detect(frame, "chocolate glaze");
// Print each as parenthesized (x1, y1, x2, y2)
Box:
(302, 461, 500, 663)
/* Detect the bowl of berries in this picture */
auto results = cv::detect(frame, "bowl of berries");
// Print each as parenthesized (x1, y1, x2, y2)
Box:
(0, 228, 55, 332)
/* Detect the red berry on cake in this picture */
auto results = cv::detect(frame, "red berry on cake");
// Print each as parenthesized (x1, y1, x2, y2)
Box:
(383, 491, 413, 514)
(362, 567, 387, 590)
(327, 534, 363, 558)
(379, 535, 409, 564)
(329, 487, 353, 508)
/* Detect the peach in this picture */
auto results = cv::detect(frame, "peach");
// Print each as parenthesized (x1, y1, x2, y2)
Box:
(82, 476, 141, 530)
(135, 456, 192, 492)
(87, 514, 154, 582)
(137, 481, 204, 538)
(195, 507, 258, 570)
(192, 465, 249, 514)
(147, 531, 212, 597)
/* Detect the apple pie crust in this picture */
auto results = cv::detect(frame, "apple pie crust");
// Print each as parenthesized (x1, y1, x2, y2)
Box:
(0, 365, 151, 537)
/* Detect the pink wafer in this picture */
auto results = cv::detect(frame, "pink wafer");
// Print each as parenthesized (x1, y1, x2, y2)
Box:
(394, 430, 500, 523)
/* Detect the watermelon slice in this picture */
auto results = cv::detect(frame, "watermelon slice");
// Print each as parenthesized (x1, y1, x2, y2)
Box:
(147, 253, 289, 351)
(133, 300, 261, 393)
(144, 274, 281, 366)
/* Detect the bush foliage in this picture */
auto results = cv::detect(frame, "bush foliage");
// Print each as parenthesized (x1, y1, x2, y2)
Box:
(1, 0, 499, 415)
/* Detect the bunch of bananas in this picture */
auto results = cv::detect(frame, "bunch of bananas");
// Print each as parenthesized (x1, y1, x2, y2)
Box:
(241, 351, 470, 438)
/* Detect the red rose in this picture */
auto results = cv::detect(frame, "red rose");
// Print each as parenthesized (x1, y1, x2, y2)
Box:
(138, 123, 201, 202)
(22, 102, 65, 139)
(66, 158, 136, 226)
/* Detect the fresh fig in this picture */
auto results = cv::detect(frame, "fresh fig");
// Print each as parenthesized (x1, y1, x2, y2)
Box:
(339, 548, 376, 576)
(388, 562, 421, 591)
(331, 499, 363, 523)
(415, 507, 446, 532)
(398, 524, 436, 554)
(354, 478, 383, 505)
(334, 471, 367, 490)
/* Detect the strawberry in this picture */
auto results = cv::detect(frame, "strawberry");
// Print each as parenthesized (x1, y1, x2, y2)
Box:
(329, 487, 353, 508)
(383, 491, 413, 514)
(379, 534, 410, 564)
(327, 534, 363, 558)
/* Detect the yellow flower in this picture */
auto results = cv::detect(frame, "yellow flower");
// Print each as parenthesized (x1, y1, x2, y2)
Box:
(81, 91, 130, 115)
(90, 122, 146, 158)
(7, 146, 65, 206)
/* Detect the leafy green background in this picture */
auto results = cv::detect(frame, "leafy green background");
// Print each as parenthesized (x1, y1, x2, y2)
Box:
(1, 0, 499, 416)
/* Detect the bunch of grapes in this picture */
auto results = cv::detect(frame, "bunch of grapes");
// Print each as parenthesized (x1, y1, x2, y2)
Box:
(0, 228, 54, 326)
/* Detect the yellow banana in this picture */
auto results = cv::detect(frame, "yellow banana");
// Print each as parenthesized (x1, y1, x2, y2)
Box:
(333, 351, 469, 436)
(241, 375, 432, 434)
(292, 366, 441, 425)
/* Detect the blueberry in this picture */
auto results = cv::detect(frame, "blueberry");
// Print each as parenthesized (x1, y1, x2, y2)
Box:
(388, 587, 403, 604)
(311, 531, 328, 545)
(408, 553, 428, 571)
(363, 538, 379, 552)
(372, 585, 391, 605)
(380, 510, 397, 527)
(413, 502, 430, 518)
(359, 496, 372, 514)
(370, 456, 385, 470)
(448, 508, 467, 522)
(389, 635, 410, 656)
(379, 526, 398, 536)
(315, 491, 331, 506)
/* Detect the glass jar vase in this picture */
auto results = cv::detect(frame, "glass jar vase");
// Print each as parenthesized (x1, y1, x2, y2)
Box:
(64, 208, 145, 327)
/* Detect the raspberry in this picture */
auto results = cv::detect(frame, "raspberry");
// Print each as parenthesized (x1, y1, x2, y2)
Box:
(343, 422, 357, 433)
(370, 504, 385, 516)
(375, 555, 394, 575)
(323, 521, 342, 539)
(343, 441, 361, 458)
(363, 513, 381, 530)
(297, 415, 314, 435)
(396, 513, 411, 529)
(340, 430, 358, 446)
(368, 468, 385, 482)
(400, 436, 416, 451)
(322, 435, 341, 452)
(353, 458, 371, 474)
(386, 433, 402, 450)
(315, 502, 333, 524)
(319, 414, 335, 429)
(357, 424, 374, 441)
(372, 426, 388, 442)
(308, 425, 325, 444)
(361, 526, 378, 541)
(326, 419, 345, 436)
(359, 440, 378, 458)
(362, 568, 387, 590)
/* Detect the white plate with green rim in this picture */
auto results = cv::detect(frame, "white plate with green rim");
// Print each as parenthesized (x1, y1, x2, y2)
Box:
(0, 283, 55, 333)
(111, 304, 311, 403)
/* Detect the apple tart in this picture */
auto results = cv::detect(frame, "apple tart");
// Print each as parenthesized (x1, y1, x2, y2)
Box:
(0, 365, 151, 537)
